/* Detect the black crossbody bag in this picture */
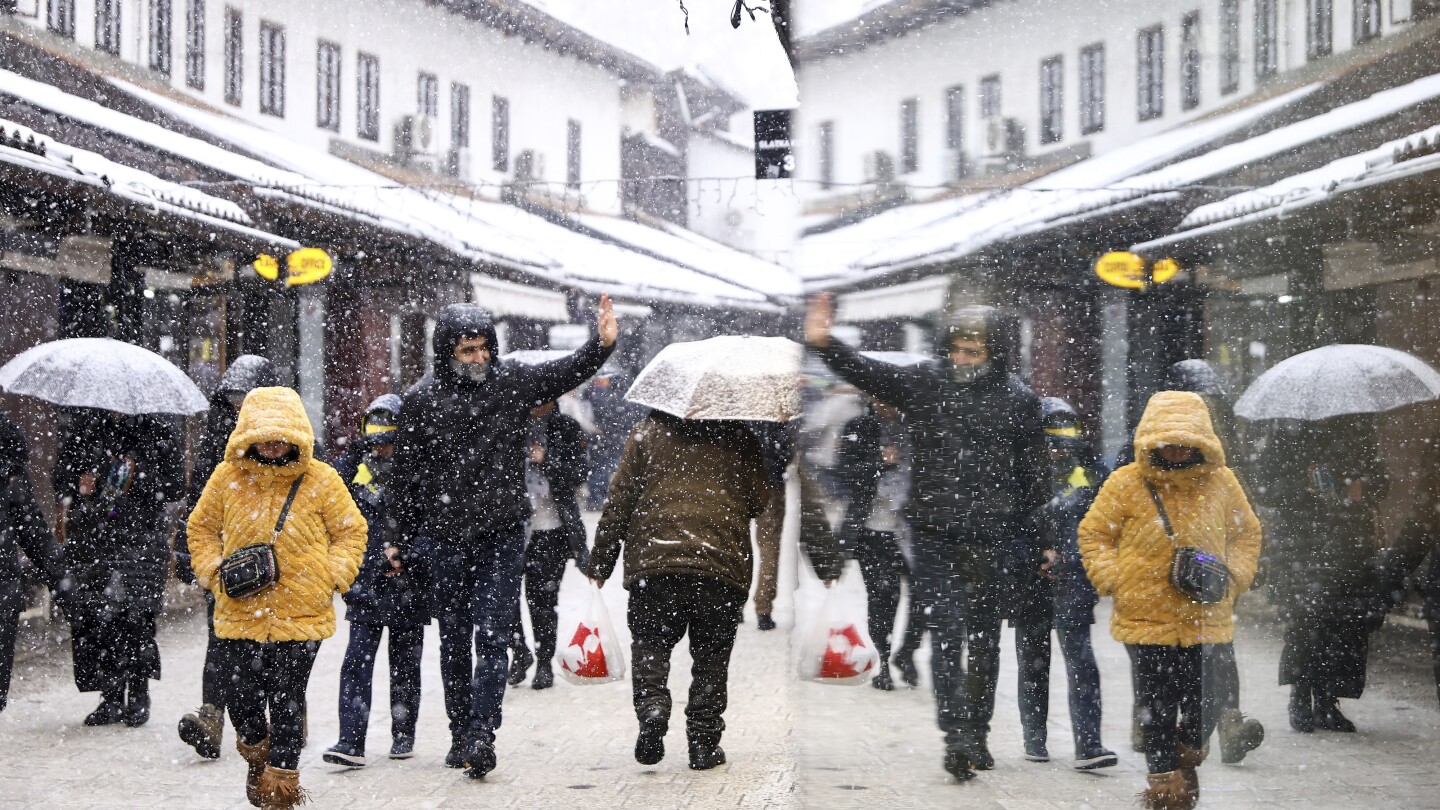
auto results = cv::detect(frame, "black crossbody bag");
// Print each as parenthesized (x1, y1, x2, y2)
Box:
(1145, 480, 1231, 605)
(219, 474, 305, 599)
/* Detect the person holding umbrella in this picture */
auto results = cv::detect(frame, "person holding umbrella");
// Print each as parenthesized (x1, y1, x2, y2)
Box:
(0, 411, 62, 714)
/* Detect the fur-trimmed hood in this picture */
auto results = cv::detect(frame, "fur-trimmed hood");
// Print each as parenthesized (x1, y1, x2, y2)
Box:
(1134, 391, 1225, 478)
(226, 387, 315, 479)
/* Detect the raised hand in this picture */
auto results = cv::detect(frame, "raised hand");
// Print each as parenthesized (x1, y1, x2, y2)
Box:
(804, 293, 834, 348)
(597, 293, 619, 348)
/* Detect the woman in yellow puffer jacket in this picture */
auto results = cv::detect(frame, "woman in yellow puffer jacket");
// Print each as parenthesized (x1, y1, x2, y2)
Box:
(189, 387, 367, 810)
(1079, 391, 1260, 810)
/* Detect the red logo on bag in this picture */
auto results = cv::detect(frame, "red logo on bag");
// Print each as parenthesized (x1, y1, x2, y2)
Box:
(818, 624, 874, 680)
(561, 623, 610, 678)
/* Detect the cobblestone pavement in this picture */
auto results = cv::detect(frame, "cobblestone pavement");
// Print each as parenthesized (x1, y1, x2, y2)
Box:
(2, 516, 1438, 809)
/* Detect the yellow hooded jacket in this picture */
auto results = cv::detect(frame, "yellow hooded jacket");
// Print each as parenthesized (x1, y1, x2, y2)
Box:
(1078, 391, 1261, 647)
(187, 387, 367, 642)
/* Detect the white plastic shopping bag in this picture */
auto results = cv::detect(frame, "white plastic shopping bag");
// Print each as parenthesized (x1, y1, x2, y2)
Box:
(797, 574, 880, 685)
(557, 586, 627, 685)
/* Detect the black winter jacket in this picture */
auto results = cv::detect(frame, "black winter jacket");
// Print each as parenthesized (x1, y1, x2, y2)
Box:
(834, 411, 908, 550)
(531, 412, 590, 561)
(342, 451, 431, 627)
(0, 413, 61, 589)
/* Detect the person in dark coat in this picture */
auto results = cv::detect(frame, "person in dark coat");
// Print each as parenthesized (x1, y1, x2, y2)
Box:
(835, 397, 925, 690)
(0, 411, 63, 713)
(507, 400, 589, 691)
(175, 354, 278, 759)
(750, 421, 795, 631)
(55, 408, 184, 727)
(323, 394, 429, 768)
(584, 369, 644, 510)
(806, 295, 1048, 782)
(1260, 415, 1386, 733)
(1004, 398, 1115, 769)
(387, 297, 617, 778)
(1385, 456, 1440, 707)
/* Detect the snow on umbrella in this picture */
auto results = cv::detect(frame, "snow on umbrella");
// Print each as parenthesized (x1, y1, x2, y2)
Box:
(624, 335, 803, 422)
(0, 337, 208, 415)
(1234, 344, 1440, 421)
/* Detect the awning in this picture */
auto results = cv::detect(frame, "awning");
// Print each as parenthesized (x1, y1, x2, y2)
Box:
(835, 276, 950, 322)
(470, 274, 569, 322)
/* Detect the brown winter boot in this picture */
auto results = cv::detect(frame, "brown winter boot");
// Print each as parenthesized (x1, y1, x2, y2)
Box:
(1139, 771, 1197, 810)
(257, 766, 307, 810)
(1217, 709, 1264, 764)
(236, 737, 270, 808)
(1176, 743, 1208, 804)
(178, 704, 224, 760)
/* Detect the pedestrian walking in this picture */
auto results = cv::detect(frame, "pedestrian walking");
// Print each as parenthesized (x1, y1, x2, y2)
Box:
(805, 295, 1049, 782)
(174, 354, 278, 759)
(751, 421, 794, 631)
(584, 369, 643, 510)
(507, 399, 590, 691)
(1259, 415, 1386, 734)
(0, 411, 62, 713)
(187, 386, 367, 810)
(585, 409, 774, 770)
(322, 394, 431, 768)
(1003, 398, 1117, 769)
(386, 297, 617, 778)
(55, 407, 184, 728)
(1387, 460, 1440, 707)
(834, 397, 925, 690)
(1079, 391, 1261, 810)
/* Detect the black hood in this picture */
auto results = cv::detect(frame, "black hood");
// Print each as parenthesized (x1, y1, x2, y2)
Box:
(935, 304, 1014, 380)
(1166, 359, 1226, 398)
(214, 355, 279, 400)
(432, 303, 499, 384)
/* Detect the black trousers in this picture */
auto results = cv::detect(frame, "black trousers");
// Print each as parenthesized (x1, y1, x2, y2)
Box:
(510, 529, 571, 663)
(629, 574, 745, 748)
(200, 594, 235, 711)
(1129, 644, 1222, 774)
(929, 543, 1003, 747)
(0, 586, 19, 712)
(1280, 614, 1369, 699)
(853, 529, 926, 665)
(337, 622, 423, 748)
(225, 639, 320, 771)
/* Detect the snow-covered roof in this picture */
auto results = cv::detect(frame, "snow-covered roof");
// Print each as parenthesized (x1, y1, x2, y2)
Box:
(796, 196, 971, 286)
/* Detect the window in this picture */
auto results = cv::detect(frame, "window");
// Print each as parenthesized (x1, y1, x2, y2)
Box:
(945, 85, 964, 151)
(96, 0, 121, 56)
(223, 7, 242, 106)
(1181, 11, 1201, 109)
(1255, 0, 1278, 78)
(818, 121, 834, 190)
(1354, 0, 1381, 43)
(316, 40, 341, 131)
(566, 119, 582, 189)
(258, 22, 285, 117)
(357, 52, 380, 141)
(451, 82, 470, 148)
(1220, 0, 1241, 94)
(48, 0, 75, 39)
(899, 97, 919, 174)
(491, 96, 510, 171)
(149, 0, 172, 75)
(1137, 25, 1164, 121)
(185, 0, 205, 89)
(979, 75, 1001, 119)
(1079, 43, 1105, 134)
(417, 72, 438, 117)
(1039, 56, 1063, 144)
(1308, 0, 1334, 58)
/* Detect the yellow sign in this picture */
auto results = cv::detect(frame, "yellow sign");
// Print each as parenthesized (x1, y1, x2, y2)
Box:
(1094, 252, 1180, 289)
(253, 253, 280, 281)
(284, 248, 334, 287)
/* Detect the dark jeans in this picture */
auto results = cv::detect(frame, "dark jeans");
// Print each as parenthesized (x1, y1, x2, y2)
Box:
(201, 594, 235, 711)
(930, 543, 1003, 747)
(337, 622, 424, 748)
(629, 574, 745, 748)
(0, 586, 19, 712)
(435, 526, 526, 745)
(225, 639, 320, 771)
(1015, 620, 1103, 754)
(853, 529, 924, 665)
(1129, 644, 1222, 774)
(509, 529, 570, 662)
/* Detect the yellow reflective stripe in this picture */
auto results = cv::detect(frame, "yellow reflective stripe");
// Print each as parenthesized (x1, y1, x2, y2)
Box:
(1045, 426, 1081, 437)
(1067, 465, 1092, 489)
(364, 423, 396, 436)
(352, 463, 373, 487)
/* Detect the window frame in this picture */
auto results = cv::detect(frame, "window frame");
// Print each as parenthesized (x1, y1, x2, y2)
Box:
(1220, 0, 1241, 95)
(1039, 55, 1064, 145)
(1255, 0, 1279, 79)
(95, 0, 122, 56)
(185, 0, 205, 90)
(491, 96, 510, 172)
(1136, 24, 1165, 122)
(223, 6, 242, 106)
(451, 82, 471, 149)
(1307, 0, 1334, 58)
(899, 96, 919, 174)
(1079, 42, 1106, 135)
(356, 51, 381, 141)
(149, 0, 173, 75)
(315, 39, 342, 132)
(566, 119, 582, 189)
(945, 85, 965, 152)
(48, 0, 76, 39)
(1354, 0, 1382, 43)
(1180, 11, 1201, 110)
(258, 21, 286, 118)
(979, 74, 1002, 120)
(818, 120, 835, 190)
(417, 72, 439, 118)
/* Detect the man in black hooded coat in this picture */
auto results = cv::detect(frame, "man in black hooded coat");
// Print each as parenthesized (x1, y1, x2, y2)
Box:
(806, 295, 1048, 782)
(0, 411, 62, 713)
(387, 297, 617, 778)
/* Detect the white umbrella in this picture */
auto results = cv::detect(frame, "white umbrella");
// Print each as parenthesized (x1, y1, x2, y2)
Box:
(625, 336, 803, 422)
(0, 337, 208, 415)
(1235, 344, 1440, 421)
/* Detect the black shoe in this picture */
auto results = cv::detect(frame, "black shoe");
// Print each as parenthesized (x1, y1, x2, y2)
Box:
(444, 738, 467, 768)
(688, 744, 726, 770)
(1023, 740, 1049, 762)
(84, 696, 125, 727)
(122, 680, 150, 728)
(757, 614, 776, 631)
(964, 736, 994, 770)
(870, 668, 894, 691)
(465, 740, 497, 779)
(893, 653, 919, 688)
(390, 736, 415, 760)
(532, 662, 554, 690)
(943, 748, 976, 782)
(322, 741, 368, 768)
(1314, 699, 1357, 733)
(508, 647, 534, 686)
(1073, 745, 1118, 770)
(636, 717, 666, 766)
(1218, 709, 1265, 763)
(1288, 684, 1314, 733)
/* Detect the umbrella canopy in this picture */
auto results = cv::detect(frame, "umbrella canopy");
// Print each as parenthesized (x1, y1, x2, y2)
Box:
(625, 335, 803, 422)
(1234, 344, 1440, 421)
(0, 337, 208, 415)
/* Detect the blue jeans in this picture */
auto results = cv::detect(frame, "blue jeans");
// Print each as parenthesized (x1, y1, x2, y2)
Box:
(1015, 620, 1103, 755)
(434, 525, 526, 745)
(337, 622, 424, 748)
